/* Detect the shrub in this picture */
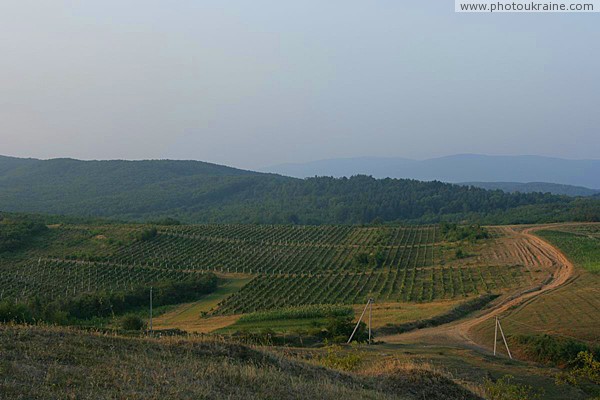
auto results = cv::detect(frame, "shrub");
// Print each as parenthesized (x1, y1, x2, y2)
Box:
(353, 250, 385, 269)
(121, 314, 146, 331)
(556, 351, 600, 387)
(515, 334, 600, 366)
(0, 301, 33, 323)
(319, 344, 363, 371)
(137, 227, 158, 241)
(441, 222, 489, 242)
(484, 375, 543, 400)
(324, 315, 369, 343)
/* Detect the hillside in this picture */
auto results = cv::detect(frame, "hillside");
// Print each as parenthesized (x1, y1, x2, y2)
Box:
(460, 182, 599, 197)
(2, 216, 596, 398)
(0, 155, 599, 225)
(263, 154, 600, 189)
(0, 325, 480, 400)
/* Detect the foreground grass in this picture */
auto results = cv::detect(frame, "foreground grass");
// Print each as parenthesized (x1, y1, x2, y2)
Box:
(0, 324, 481, 400)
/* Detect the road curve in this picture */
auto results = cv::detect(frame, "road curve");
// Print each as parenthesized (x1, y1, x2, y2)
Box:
(380, 225, 577, 351)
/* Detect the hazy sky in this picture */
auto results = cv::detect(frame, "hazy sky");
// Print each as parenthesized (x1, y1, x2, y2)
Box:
(1, 1, 599, 169)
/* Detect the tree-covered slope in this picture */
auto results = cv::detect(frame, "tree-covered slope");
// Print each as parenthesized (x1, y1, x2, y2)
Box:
(460, 181, 599, 197)
(0, 155, 598, 224)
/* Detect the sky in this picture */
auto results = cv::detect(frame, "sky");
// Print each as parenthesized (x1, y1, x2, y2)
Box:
(0, 1, 599, 170)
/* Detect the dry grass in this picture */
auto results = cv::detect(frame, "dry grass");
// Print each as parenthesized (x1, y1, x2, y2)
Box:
(153, 276, 251, 333)
(0, 324, 480, 400)
(154, 314, 242, 333)
(471, 271, 600, 346)
(470, 225, 600, 349)
(355, 300, 462, 328)
(360, 357, 482, 399)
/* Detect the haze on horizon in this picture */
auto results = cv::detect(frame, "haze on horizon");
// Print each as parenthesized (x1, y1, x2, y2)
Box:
(1, 1, 599, 170)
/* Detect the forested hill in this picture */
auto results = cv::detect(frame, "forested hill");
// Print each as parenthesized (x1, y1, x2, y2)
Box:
(459, 181, 599, 197)
(0, 155, 598, 225)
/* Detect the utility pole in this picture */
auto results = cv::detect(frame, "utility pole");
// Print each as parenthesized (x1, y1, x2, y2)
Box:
(494, 316, 498, 356)
(368, 298, 373, 345)
(493, 317, 512, 359)
(497, 318, 512, 359)
(348, 298, 373, 344)
(149, 286, 153, 335)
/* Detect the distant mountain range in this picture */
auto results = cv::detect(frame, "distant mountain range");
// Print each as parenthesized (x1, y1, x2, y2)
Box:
(262, 154, 600, 191)
(2, 154, 598, 225)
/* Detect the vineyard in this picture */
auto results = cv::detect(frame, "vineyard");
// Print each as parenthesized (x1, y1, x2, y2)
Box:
(0, 258, 204, 300)
(0, 223, 547, 314)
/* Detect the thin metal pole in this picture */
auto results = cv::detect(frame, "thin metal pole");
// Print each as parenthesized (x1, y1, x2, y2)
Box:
(368, 298, 372, 345)
(497, 318, 512, 359)
(149, 287, 153, 334)
(493, 316, 498, 356)
(347, 299, 370, 344)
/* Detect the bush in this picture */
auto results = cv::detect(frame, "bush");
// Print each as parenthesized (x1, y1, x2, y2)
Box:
(515, 334, 600, 366)
(353, 250, 385, 269)
(137, 227, 158, 241)
(319, 344, 363, 371)
(121, 315, 146, 331)
(556, 351, 600, 389)
(441, 222, 489, 242)
(0, 301, 33, 323)
(324, 315, 369, 343)
(484, 375, 543, 400)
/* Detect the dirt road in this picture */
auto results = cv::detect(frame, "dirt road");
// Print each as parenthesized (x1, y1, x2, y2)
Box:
(380, 225, 577, 351)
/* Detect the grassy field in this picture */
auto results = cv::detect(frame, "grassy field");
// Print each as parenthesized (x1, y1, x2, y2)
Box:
(471, 225, 600, 349)
(152, 276, 252, 333)
(217, 317, 329, 334)
(0, 324, 480, 400)
(353, 300, 462, 329)
(156, 299, 465, 336)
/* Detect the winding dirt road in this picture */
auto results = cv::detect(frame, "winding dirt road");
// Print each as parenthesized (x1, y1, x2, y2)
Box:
(381, 225, 577, 351)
